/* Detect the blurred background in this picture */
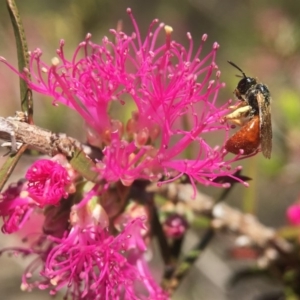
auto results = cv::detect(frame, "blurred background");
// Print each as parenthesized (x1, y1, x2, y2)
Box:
(0, 0, 299, 299)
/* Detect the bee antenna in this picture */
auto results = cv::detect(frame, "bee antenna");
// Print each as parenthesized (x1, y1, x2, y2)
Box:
(228, 60, 247, 78)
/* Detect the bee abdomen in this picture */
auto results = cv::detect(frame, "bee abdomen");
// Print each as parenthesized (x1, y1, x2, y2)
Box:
(225, 115, 260, 155)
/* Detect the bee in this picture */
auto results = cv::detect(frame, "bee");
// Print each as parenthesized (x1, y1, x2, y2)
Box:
(224, 61, 272, 159)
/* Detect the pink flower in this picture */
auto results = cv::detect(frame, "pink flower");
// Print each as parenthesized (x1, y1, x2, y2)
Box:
(1, 9, 246, 189)
(163, 214, 189, 239)
(287, 204, 300, 225)
(25, 159, 71, 206)
(16, 201, 167, 300)
(0, 158, 72, 233)
(0, 180, 35, 233)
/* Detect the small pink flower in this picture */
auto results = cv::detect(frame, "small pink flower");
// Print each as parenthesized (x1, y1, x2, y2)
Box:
(0, 158, 72, 233)
(0, 180, 35, 233)
(287, 204, 300, 225)
(25, 159, 71, 206)
(163, 214, 189, 239)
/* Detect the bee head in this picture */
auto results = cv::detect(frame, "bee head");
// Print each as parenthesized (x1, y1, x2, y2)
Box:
(228, 61, 257, 99)
(236, 76, 257, 96)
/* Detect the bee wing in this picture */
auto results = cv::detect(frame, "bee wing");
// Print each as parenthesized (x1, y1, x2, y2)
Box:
(257, 92, 272, 158)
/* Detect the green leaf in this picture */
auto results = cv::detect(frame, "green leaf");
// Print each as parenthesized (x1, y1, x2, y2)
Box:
(6, 0, 33, 121)
(69, 148, 99, 182)
(0, 144, 28, 192)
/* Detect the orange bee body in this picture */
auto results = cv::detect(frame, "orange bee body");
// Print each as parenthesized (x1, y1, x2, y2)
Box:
(225, 115, 260, 155)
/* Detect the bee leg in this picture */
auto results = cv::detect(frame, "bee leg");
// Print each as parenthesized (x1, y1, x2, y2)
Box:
(228, 101, 248, 111)
(225, 118, 245, 127)
(222, 105, 251, 126)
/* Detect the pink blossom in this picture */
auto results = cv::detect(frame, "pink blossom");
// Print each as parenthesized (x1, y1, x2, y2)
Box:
(0, 180, 35, 233)
(287, 204, 300, 225)
(0, 9, 247, 189)
(163, 214, 189, 239)
(0, 158, 72, 233)
(16, 203, 167, 300)
(25, 159, 71, 206)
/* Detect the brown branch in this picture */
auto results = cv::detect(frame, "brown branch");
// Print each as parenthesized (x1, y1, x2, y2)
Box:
(148, 182, 292, 255)
(0, 113, 81, 157)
